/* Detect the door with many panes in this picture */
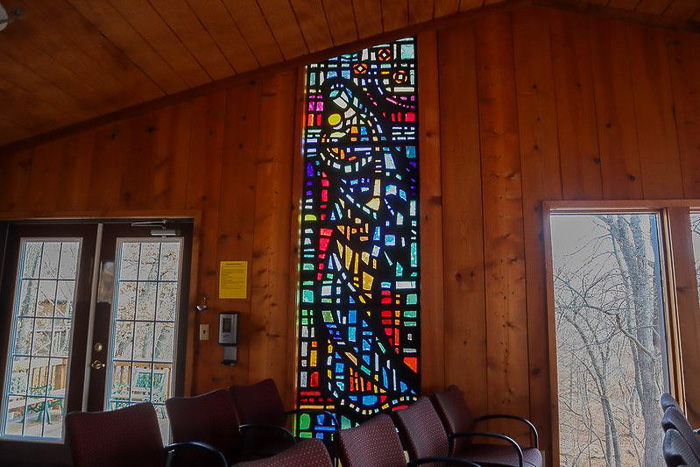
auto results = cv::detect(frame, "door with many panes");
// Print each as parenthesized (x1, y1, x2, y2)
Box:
(0, 220, 192, 466)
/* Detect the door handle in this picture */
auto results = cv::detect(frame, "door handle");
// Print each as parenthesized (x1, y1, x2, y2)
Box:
(91, 360, 106, 370)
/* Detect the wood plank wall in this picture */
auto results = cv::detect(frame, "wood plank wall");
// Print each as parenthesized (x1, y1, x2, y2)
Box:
(0, 5, 698, 463)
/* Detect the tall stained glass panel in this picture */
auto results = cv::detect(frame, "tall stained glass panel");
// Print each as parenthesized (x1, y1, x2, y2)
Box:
(297, 37, 420, 439)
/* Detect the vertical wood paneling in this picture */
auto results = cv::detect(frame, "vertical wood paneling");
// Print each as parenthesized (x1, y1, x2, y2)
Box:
(87, 124, 128, 210)
(589, 17, 644, 200)
(150, 103, 192, 210)
(438, 22, 487, 415)
(56, 131, 96, 211)
(27, 140, 62, 213)
(119, 114, 159, 210)
(207, 80, 262, 390)
(549, 10, 603, 200)
(475, 13, 530, 439)
(417, 31, 444, 394)
(185, 92, 227, 392)
(626, 24, 683, 199)
(513, 9, 561, 452)
(248, 71, 297, 390)
(667, 31, 700, 198)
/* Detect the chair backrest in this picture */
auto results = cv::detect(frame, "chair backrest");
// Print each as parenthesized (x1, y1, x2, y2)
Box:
(165, 388, 241, 462)
(432, 385, 475, 453)
(230, 378, 287, 426)
(336, 413, 407, 467)
(66, 402, 165, 467)
(237, 439, 332, 467)
(664, 428, 700, 467)
(662, 393, 681, 412)
(394, 396, 450, 461)
(661, 406, 700, 463)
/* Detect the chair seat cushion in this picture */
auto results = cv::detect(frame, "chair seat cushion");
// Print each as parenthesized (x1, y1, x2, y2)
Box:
(456, 444, 543, 467)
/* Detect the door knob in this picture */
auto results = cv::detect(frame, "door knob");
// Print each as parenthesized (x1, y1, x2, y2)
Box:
(93, 342, 103, 352)
(91, 360, 106, 370)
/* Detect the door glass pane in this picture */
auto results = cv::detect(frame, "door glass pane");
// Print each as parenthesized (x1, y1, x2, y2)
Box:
(690, 213, 700, 300)
(106, 239, 182, 442)
(550, 214, 668, 466)
(1, 239, 81, 440)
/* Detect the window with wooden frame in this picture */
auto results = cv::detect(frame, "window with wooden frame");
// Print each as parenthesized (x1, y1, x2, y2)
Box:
(543, 202, 700, 467)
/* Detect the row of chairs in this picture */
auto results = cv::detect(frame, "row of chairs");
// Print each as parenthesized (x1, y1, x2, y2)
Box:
(337, 387, 542, 467)
(661, 393, 700, 466)
(66, 380, 543, 466)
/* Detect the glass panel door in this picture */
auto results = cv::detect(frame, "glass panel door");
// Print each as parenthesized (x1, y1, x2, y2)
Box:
(1, 239, 81, 440)
(106, 238, 183, 440)
(550, 213, 670, 466)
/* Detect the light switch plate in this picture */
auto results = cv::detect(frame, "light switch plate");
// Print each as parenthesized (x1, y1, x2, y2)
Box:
(199, 324, 210, 341)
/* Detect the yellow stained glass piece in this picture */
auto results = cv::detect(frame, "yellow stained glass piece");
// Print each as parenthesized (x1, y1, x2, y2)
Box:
(328, 113, 342, 126)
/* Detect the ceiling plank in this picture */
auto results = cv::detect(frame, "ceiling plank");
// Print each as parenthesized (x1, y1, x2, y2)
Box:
(0, 77, 69, 134)
(148, 0, 236, 80)
(257, 0, 309, 59)
(322, 0, 359, 44)
(290, 0, 334, 52)
(409, 0, 434, 23)
(608, 0, 641, 10)
(1, 6, 141, 111)
(461, 0, 486, 11)
(434, 0, 460, 17)
(107, 0, 211, 87)
(67, 0, 188, 95)
(220, 0, 284, 66)
(636, 0, 675, 14)
(185, 0, 259, 73)
(0, 56, 89, 121)
(663, 0, 700, 19)
(383, 0, 409, 31)
(18, 0, 163, 103)
(0, 29, 107, 108)
(353, 0, 384, 37)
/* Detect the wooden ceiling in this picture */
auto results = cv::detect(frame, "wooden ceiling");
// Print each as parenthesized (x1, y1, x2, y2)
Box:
(0, 0, 698, 148)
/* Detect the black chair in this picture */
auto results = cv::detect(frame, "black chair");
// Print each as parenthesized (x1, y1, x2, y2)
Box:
(166, 389, 295, 464)
(336, 412, 481, 467)
(662, 393, 700, 436)
(66, 402, 226, 467)
(431, 386, 542, 467)
(663, 428, 700, 467)
(662, 406, 700, 463)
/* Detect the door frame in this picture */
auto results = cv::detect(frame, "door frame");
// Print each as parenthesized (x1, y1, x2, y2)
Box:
(0, 210, 202, 401)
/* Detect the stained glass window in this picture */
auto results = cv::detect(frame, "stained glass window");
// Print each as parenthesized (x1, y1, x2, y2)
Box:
(296, 37, 420, 440)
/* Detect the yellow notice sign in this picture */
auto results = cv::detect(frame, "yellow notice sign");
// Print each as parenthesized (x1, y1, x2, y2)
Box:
(219, 261, 248, 299)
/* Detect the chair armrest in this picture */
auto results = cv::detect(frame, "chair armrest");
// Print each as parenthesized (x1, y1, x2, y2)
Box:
(451, 431, 523, 467)
(165, 440, 228, 467)
(409, 456, 481, 466)
(239, 423, 297, 445)
(473, 414, 539, 448)
(285, 409, 340, 429)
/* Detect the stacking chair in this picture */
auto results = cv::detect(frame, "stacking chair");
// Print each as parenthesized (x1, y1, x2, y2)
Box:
(337, 412, 480, 467)
(663, 428, 700, 467)
(66, 402, 226, 467)
(431, 386, 542, 467)
(230, 378, 338, 457)
(394, 397, 499, 467)
(165, 389, 295, 465)
(661, 406, 700, 463)
(661, 393, 700, 436)
(235, 439, 333, 467)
